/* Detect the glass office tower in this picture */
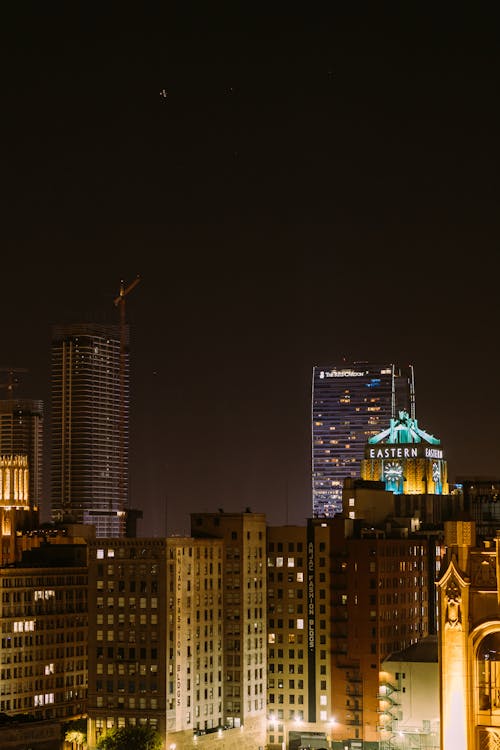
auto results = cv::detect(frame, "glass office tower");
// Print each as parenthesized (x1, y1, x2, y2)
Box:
(312, 361, 414, 517)
(51, 323, 129, 537)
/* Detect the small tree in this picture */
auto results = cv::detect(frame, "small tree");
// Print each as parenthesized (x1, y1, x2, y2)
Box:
(97, 724, 162, 750)
(65, 728, 86, 749)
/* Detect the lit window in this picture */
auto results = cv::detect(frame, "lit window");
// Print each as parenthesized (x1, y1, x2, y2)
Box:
(97, 549, 104, 559)
(287, 558, 295, 568)
(296, 572, 303, 582)
(297, 619, 304, 630)
(276, 558, 283, 568)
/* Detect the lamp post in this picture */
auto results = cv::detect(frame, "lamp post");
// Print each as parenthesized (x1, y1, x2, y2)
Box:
(328, 717, 337, 749)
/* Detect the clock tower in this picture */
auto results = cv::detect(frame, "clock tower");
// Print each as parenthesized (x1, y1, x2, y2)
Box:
(360, 409, 449, 496)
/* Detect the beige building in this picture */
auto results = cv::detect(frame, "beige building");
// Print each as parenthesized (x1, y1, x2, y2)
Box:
(380, 636, 440, 749)
(437, 519, 500, 750)
(86, 535, 229, 750)
(167, 535, 224, 734)
(191, 511, 268, 748)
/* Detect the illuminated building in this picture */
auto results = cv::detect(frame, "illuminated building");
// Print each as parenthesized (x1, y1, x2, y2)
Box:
(312, 362, 414, 517)
(0, 398, 43, 512)
(190, 511, 268, 746)
(51, 323, 128, 537)
(267, 515, 433, 750)
(0, 526, 90, 747)
(360, 409, 449, 496)
(437, 519, 500, 750)
(380, 637, 440, 749)
(86, 529, 264, 750)
(266, 521, 332, 749)
(86, 536, 225, 746)
(86, 537, 167, 746)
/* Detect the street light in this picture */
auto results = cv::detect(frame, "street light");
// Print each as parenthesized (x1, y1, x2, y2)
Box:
(328, 718, 337, 748)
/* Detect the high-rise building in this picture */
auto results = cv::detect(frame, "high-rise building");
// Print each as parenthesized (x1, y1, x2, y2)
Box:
(266, 522, 329, 749)
(87, 530, 265, 750)
(0, 398, 43, 511)
(51, 323, 129, 537)
(267, 514, 433, 750)
(190, 510, 267, 743)
(87, 537, 171, 745)
(311, 361, 414, 517)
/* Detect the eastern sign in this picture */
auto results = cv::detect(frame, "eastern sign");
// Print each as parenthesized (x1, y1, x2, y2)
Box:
(366, 445, 444, 460)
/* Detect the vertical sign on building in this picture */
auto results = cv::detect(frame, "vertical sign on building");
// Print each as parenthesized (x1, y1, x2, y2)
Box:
(175, 546, 185, 727)
(307, 521, 316, 721)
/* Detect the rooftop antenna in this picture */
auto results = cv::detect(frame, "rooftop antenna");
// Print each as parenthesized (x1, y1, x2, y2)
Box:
(391, 364, 396, 419)
(409, 364, 416, 420)
(113, 276, 141, 515)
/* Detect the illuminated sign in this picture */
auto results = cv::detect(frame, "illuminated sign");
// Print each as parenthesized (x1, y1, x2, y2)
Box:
(307, 541, 315, 650)
(367, 445, 444, 460)
(306, 525, 316, 722)
(425, 447, 444, 459)
(176, 548, 182, 708)
(319, 369, 365, 378)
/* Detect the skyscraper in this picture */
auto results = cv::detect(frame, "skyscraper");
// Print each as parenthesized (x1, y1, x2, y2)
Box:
(51, 323, 129, 537)
(0, 398, 43, 511)
(311, 361, 414, 517)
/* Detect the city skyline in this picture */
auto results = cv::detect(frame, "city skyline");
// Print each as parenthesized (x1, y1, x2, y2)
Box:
(1, 7, 498, 536)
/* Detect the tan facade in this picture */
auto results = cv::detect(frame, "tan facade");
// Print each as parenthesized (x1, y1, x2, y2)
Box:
(190, 510, 267, 737)
(380, 637, 440, 749)
(437, 520, 500, 750)
(87, 535, 228, 750)
(167, 536, 224, 734)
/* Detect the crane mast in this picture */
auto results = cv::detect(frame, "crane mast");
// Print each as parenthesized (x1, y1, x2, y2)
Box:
(113, 276, 140, 522)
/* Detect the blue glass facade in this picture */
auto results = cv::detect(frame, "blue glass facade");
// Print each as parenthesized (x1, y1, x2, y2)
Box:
(311, 362, 413, 517)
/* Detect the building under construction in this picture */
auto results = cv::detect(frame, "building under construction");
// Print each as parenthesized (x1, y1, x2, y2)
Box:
(50, 323, 129, 537)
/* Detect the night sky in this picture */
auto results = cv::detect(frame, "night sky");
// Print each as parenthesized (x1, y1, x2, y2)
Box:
(1, 6, 498, 536)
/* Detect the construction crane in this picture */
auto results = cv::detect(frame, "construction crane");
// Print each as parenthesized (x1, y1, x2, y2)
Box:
(113, 276, 141, 520)
(0, 367, 28, 395)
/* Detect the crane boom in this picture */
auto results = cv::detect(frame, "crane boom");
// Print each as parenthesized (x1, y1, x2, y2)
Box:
(114, 275, 141, 307)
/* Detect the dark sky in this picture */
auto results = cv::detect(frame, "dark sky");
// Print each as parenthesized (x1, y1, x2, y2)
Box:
(1, 6, 498, 535)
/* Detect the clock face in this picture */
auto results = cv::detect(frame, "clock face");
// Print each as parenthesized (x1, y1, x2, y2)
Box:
(432, 461, 441, 482)
(384, 461, 403, 479)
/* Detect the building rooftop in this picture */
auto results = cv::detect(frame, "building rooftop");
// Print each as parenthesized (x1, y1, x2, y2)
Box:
(385, 635, 438, 663)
